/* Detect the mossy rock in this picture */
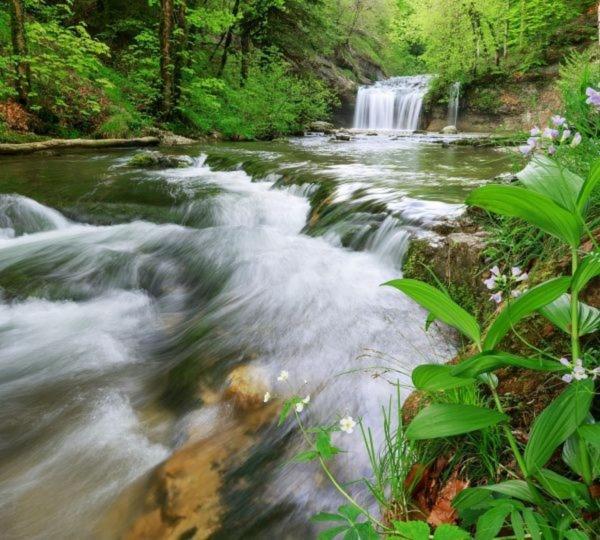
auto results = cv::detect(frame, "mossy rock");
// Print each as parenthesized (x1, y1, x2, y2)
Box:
(128, 150, 193, 169)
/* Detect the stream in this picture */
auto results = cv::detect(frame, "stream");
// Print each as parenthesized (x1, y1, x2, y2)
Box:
(0, 133, 511, 539)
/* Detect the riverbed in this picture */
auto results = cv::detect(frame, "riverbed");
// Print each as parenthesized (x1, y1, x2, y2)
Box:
(0, 133, 511, 539)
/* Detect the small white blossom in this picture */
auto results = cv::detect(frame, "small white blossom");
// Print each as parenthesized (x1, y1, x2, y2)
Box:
(530, 127, 541, 137)
(491, 265, 501, 276)
(295, 395, 310, 413)
(340, 416, 356, 434)
(561, 129, 571, 142)
(551, 115, 567, 127)
(263, 392, 271, 403)
(562, 373, 573, 383)
(511, 267, 522, 277)
(571, 132, 582, 147)
(572, 359, 588, 381)
(591, 367, 600, 380)
(490, 291, 503, 304)
(483, 276, 497, 290)
(511, 289, 523, 298)
(277, 370, 289, 382)
(559, 357, 571, 367)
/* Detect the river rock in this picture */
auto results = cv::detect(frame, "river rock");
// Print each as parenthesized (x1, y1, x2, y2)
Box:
(309, 121, 335, 133)
(144, 127, 196, 146)
(128, 150, 193, 169)
(441, 125, 458, 134)
(334, 132, 352, 141)
(224, 365, 270, 411)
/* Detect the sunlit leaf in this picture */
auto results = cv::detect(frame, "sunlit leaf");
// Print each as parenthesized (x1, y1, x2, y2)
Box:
(433, 524, 470, 540)
(578, 424, 600, 447)
(467, 184, 583, 247)
(571, 251, 600, 293)
(392, 520, 429, 540)
(451, 351, 563, 378)
(577, 159, 600, 214)
(475, 503, 512, 540)
(383, 279, 481, 345)
(539, 294, 600, 336)
(534, 469, 588, 500)
(525, 380, 594, 473)
(517, 155, 583, 213)
(412, 364, 474, 391)
(511, 511, 526, 540)
(406, 404, 507, 440)
(484, 277, 571, 350)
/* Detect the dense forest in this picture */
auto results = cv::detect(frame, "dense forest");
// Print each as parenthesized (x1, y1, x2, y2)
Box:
(0, 0, 598, 141)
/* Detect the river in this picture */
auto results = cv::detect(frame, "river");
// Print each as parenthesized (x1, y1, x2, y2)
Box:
(0, 133, 511, 539)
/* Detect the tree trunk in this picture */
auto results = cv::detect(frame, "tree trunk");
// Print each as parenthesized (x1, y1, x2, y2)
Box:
(217, 0, 241, 77)
(9, 0, 30, 105)
(597, 1, 600, 46)
(503, 0, 510, 59)
(159, 0, 175, 118)
(240, 26, 250, 85)
(173, 0, 187, 103)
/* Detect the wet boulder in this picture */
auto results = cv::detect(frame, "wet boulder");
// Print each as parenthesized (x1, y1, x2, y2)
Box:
(224, 365, 270, 412)
(128, 150, 193, 169)
(309, 121, 335, 133)
(441, 125, 459, 134)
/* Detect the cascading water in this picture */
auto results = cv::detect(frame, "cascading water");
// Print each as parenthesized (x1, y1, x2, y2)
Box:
(447, 82, 461, 127)
(353, 75, 431, 131)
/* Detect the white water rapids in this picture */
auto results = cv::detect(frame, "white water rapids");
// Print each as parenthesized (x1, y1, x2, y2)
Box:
(0, 148, 468, 538)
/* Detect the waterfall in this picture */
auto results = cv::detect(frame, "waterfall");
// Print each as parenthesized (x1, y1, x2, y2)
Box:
(447, 82, 461, 127)
(353, 75, 431, 131)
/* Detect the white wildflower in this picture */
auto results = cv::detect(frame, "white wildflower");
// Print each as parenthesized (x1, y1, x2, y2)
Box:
(572, 359, 588, 381)
(490, 291, 503, 304)
(277, 370, 289, 382)
(295, 395, 310, 413)
(559, 357, 571, 367)
(340, 416, 356, 434)
(571, 132, 582, 147)
(483, 275, 497, 290)
(263, 392, 271, 403)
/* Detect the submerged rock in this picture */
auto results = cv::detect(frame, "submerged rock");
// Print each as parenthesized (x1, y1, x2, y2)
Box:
(128, 151, 193, 169)
(224, 365, 270, 411)
(441, 125, 459, 134)
(334, 132, 352, 141)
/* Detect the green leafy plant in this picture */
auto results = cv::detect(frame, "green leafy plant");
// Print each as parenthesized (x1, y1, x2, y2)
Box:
(384, 155, 599, 538)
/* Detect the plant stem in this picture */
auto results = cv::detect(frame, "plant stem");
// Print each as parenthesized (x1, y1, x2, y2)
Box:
(294, 411, 389, 532)
(570, 248, 593, 486)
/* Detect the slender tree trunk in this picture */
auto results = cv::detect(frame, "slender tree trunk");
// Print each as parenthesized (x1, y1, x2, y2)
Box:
(597, 1, 600, 46)
(217, 0, 241, 77)
(159, 0, 175, 118)
(503, 0, 510, 60)
(240, 26, 250, 85)
(173, 0, 187, 103)
(9, 0, 30, 105)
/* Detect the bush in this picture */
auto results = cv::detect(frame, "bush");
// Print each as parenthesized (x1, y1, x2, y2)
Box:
(179, 58, 338, 139)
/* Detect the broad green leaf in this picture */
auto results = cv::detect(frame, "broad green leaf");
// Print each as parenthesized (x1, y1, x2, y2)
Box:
(384, 279, 481, 345)
(577, 158, 600, 214)
(317, 525, 347, 540)
(451, 351, 563, 378)
(433, 524, 470, 540)
(475, 503, 512, 540)
(535, 469, 588, 500)
(452, 486, 493, 513)
(353, 522, 379, 540)
(564, 530, 590, 540)
(312, 512, 345, 523)
(539, 294, 600, 336)
(511, 510, 526, 540)
(392, 520, 429, 540)
(480, 480, 534, 503)
(562, 429, 600, 480)
(338, 505, 362, 521)
(412, 364, 474, 391)
(484, 277, 571, 350)
(522, 508, 541, 540)
(571, 251, 600, 293)
(525, 380, 594, 473)
(293, 450, 319, 462)
(578, 424, 600, 446)
(466, 184, 583, 247)
(517, 155, 584, 213)
(406, 404, 507, 440)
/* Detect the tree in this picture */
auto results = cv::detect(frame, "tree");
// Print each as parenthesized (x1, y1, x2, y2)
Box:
(159, 0, 175, 117)
(8, 0, 30, 105)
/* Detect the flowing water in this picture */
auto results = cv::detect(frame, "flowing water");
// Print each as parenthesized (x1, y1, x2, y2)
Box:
(0, 134, 511, 539)
(447, 82, 461, 128)
(353, 76, 431, 131)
